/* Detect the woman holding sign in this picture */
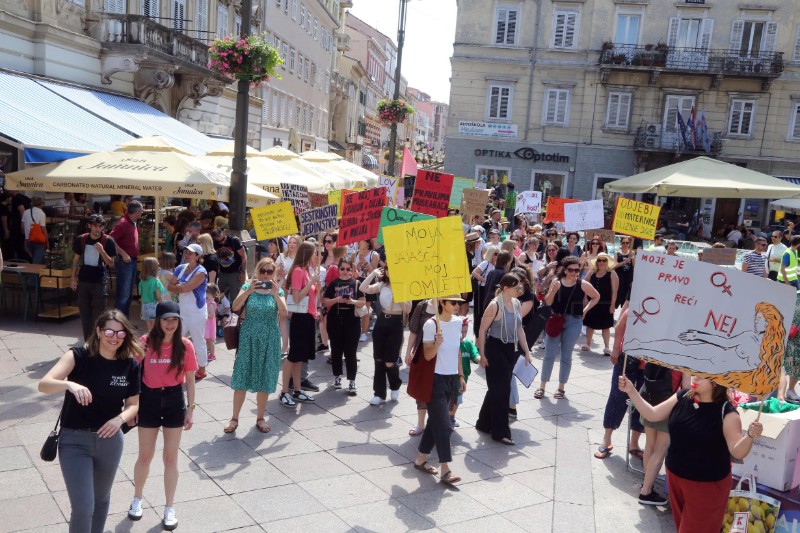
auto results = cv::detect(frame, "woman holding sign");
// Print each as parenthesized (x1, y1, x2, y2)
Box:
(618, 375, 763, 532)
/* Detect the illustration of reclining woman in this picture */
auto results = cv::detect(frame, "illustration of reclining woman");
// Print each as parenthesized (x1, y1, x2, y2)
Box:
(625, 302, 784, 393)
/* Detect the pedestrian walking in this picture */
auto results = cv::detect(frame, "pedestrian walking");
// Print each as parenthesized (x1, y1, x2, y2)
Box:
(741, 237, 767, 276)
(167, 244, 208, 380)
(322, 258, 365, 395)
(109, 200, 142, 317)
(21, 196, 47, 265)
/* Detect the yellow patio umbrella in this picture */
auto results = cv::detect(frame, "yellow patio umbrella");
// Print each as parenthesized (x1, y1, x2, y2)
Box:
(262, 146, 352, 189)
(117, 135, 194, 154)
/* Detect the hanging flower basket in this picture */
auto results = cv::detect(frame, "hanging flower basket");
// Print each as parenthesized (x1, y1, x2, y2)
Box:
(208, 34, 283, 88)
(377, 98, 415, 127)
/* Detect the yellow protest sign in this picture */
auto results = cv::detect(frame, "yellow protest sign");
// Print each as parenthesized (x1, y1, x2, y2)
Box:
(776, 210, 786, 220)
(383, 216, 471, 303)
(611, 197, 662, 240)
(328, 190, 342, 217)
(250, 201, 298, 241)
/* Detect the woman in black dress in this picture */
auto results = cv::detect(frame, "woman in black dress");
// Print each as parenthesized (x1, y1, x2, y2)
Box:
(613, 236, 635, 309)
(582, 253, 618, 355)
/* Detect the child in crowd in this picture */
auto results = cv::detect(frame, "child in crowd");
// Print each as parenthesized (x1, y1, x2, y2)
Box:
(138, 257, 165, 330)
(159, 253, 177, 302)
(216, 293, 232, 337)
(205, 283, 221, 362)
(451, 318, 480, 428)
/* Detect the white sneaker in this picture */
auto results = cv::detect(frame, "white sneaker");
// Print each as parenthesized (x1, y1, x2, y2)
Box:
(163, 506, 178, 530)
(333, 376, 342, 389)
(788, 389, 800, 402)
(390, 390, 400, 401)
(348, 381, 357, 396)
(369, 396, 383, 405)
(128, 497, 143, 521)
(359, 333, 368, 342)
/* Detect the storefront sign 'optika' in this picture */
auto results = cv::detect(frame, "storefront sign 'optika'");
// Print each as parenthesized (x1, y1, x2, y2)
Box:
(473, 148, 570, 163)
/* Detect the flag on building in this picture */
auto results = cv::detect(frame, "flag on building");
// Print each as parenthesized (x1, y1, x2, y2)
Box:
(697, 110, 711, 154)
(677, 109, 689, 148)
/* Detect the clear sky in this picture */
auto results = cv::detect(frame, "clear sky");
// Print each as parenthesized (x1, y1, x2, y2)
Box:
(347, 0, 456, 104)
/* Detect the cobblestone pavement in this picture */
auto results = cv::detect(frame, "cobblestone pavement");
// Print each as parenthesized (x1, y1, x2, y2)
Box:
(0, 311, 677, 532)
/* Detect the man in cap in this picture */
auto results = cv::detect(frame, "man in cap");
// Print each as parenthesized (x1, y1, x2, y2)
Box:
(482, 208, 502, 235)
(71, 214, 118, 340)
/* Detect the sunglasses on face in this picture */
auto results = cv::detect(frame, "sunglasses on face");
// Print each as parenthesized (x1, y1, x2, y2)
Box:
(591, 241, 600, 246)
(566, 267, 581, 273)
(102, 328, 127, 339)
(324, 240, 333, 244)
(621, 240, 630, 244)
(259, 268, 275, 275)
(443, 300, 460, 305)
(340, 267, 352, 271)
(596, 259, 608, 263)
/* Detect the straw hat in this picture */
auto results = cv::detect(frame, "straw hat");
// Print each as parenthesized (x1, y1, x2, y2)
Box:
(591, 252, 616, 269)
(500, 217, 509, 225)
(465, 232, 481, 243)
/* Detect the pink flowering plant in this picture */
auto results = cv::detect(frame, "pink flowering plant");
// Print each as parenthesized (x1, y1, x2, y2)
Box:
(377, 99, 415, 127)
(208, 34, 283, 87)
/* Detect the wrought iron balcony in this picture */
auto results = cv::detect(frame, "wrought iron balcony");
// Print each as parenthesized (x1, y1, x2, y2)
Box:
(599, 43, 784, 90)
(633, 124, 722, 155)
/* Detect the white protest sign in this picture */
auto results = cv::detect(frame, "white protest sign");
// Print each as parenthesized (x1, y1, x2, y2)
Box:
(299, 204, 338, 237)
(624, 250, 796, 396)
(564, 200, 604, 232)
(379, 175, 399, 206)
(515, 191, 542, 215)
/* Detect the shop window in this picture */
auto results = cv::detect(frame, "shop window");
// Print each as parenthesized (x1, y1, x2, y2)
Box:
(532, 171, 566, 208)
(475, 166, 511, 190)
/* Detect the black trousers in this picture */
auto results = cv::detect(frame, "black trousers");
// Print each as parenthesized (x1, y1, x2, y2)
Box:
(418, 373, 459, 463)
(372, 315, 403, 399)
(327, 313, 360, 380)
(77, 281, 107, 341)
(476, 336, 516, 441)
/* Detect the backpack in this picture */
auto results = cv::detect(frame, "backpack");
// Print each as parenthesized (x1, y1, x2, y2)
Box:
(27, 209, 47, 246)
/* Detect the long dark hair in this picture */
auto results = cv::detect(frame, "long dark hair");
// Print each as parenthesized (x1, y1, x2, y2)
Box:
(321, 232, 338, 263)
(509, 266, 533, 292)
(284, 241, 315, 291)
(87, 310, 144, 361)
(495, 250, 513, 271)
(146, 318, 187, 378)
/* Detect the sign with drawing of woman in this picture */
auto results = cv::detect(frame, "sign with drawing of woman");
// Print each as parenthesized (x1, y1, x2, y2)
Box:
(624, 250, 796, 395)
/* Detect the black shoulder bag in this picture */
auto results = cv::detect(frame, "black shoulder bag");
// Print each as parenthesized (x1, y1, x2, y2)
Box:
(40, 347, 87, 461)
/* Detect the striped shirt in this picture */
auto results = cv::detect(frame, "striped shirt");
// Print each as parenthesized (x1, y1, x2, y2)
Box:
(742, 250, 766, 276)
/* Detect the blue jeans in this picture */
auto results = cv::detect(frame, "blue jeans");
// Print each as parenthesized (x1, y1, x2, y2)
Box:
(26, 242, 46, 265)
(114, 256, 137, 316)
(603, 357, 645, 432)
(541, 314, 583, 384)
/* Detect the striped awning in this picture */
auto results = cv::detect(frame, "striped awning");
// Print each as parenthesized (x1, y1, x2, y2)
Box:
(779, 176, 800, 186)
(362, 153, 378, 168)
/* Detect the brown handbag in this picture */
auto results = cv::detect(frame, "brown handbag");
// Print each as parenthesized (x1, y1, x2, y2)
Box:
(407, 318, 437, 404)
(223, 312, 244, 350)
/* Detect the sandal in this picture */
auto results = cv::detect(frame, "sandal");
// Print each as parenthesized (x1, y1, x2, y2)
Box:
(255, 418, 270, 434)
(603, 348, 612, 356)
(533, 388, 545, 399)
(440, 470, 461, 485)
(594, 445, 613, 459)
(408, 426, 424, 437)
(581, 345, 590, 352)
(499, 437, 515, 446)
(629, 448, 644, 460)
(223, 418, 239, 434)
(553, 389, 566, 399)
(413, 461, 438, 475)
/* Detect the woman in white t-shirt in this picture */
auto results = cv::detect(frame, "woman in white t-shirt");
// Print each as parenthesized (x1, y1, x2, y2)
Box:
(412, 296, 465, 485)
(21, 196, 47, 264)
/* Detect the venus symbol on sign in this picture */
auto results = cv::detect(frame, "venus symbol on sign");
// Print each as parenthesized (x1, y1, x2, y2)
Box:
(632, 297, 660, 325)
(710, 272, 732, 296)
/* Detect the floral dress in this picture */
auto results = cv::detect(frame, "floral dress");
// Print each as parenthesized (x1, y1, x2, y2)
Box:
(230, 284, 284, 393)
(784, 293, 800, 379)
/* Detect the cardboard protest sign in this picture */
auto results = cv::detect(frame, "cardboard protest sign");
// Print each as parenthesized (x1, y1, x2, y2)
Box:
(544, 197, 579, 222)
(700, 247, 737, 266)
(411, 170, 454, 217)
(461, 188, 490, 219)
(280, 183, 310, 215)
(300, 204, 338, 237)
(309, 192, 329, 209)
(564, 200, 605, 232)
(377, 207, 435, 245)
(585, 229, 616, 246)
(612, 197, 661, 240)
(383, 216, 472, 302)
(338, 187, 388, 246)
(449, 177, 473, 210)
(379, 175, 399, 206)
(624, 250, 795, 395)
(250, 202, 299, 241)
(515, 191, 542, 215)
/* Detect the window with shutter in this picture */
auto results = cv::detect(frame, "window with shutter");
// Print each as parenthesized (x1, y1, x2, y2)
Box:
(217, 5, 228, 37)
(172, 0, 185, 32)
(234, 15, 241, 36)
(297, 55, 303, 78)
(105, 0, 124, 13)
(194, 0, 208, 39)
(314, 19, 318, 39)
(663, 95, 695, 133)
(304, 60, 309, 82)
(288, 101, 293, 128)
(303, 107, 307, 133)
(281, 42, 288, 68)
(271, 93, 278, 125)
(284, 0, 288, 13)
(728, 100, 755, 136)
(292, 0, 297, 21)
(143, 0, 160, 19)
(764, 22, 778, 53)
(494, 6, 519, 46)
(486, 84, 512, 120)
(605, 92, 631, 129)
(552, 9, 578, 49)
(791, 104, 800, 140)
(543, 89, 570, 125)
(296, 105, 301, 128)
(279, 94, 285, 125)
(794, 25, 800, 62)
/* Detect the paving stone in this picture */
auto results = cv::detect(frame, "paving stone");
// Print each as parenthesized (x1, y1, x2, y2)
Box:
(458, 476, 550, 512)
(300, 421, 373, 450)
(0, 493, 64, 532)
(300, 473, 388, 510)
(331, 441, 411, 471)
(335, 498, 437, 532)
(269, 450, 354, 482)
(232, 483, 326, 523)
(441, 513, 527, 533)
(170, 495, 256, 532)
(0, 467, 48, 500)
(503, 501, 554, 532)
(396, 490, 493, 527)
(0, 446, 33, 472)
(261, 510, 351, 533)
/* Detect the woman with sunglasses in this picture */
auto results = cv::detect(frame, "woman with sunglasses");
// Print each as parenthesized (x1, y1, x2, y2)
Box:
(320, 232, 338, 268)
(129, 301, 197, 530)
(226, 258, 287, 432)
(361, 265, 411, 405)
(412, 296, 466, 485)
(477, 274, 533, 444)
(535, 256, 600, 399)
(39, 310, 142, 533)
(581, 253, 619, 355)
(322, 258, 365, 394)
(167, 243, 209, 380)
(613, 236, 635, 309)
(579, 238, 605, 279)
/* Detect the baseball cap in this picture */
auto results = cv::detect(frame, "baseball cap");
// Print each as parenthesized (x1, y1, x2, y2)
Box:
(186, 243, 204, 256)
(489, 229, 501, 235)
(155, 301, 181, 320)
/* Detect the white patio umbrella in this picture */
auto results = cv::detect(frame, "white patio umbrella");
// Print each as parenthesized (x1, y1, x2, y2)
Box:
(262, 146, 352, 189)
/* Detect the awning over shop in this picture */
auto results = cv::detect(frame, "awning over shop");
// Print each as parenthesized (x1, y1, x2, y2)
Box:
(328, 140, 346, 151)
(362, 154, 379, 168)
(0, 70, 134, 163)
(779, 177, 800, 186)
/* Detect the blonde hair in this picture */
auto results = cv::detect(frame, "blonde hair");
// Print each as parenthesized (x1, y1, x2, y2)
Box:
(483, 245, 499, 262)
(141, 257, 159, 280)
(255, 257, 276, 274)
(161, 252, 176, 270)
(501, 240, 517, 254)
(214, 216, 228, 230)
(197, 233, 216, 255)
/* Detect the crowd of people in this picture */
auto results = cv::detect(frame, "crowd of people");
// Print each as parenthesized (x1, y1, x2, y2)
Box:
(22, 193, 797, 533)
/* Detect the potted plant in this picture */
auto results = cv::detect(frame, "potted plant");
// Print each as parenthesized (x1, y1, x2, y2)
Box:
(208, 34, 283, 87)
(613, 53, 627, 64)
(644, 43, 655, 51)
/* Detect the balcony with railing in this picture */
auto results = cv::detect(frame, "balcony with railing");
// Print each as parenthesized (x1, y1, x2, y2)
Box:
(633, 124, 722, 155)
(599, 43, 784, 90)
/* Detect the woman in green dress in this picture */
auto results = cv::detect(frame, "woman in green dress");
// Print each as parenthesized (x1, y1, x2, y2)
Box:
(224, 258, 286, 434)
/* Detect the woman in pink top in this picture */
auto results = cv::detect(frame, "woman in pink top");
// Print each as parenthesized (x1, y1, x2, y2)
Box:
(279, 242, 321, 407)
(128, 301, 197, 531)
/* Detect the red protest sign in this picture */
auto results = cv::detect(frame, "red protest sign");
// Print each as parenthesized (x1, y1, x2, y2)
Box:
(410, 170, 454, 217)
(309, 192, 328, 209)
(544, 197, 579, 222)
(338, 187, 388, 246)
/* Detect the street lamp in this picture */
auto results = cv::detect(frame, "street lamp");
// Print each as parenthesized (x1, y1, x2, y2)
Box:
(228, 0, 253, 231)
(387, 0, 412, 177)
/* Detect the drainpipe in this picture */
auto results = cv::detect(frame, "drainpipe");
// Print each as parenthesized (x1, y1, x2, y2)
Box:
(523, 0, 542, 141)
